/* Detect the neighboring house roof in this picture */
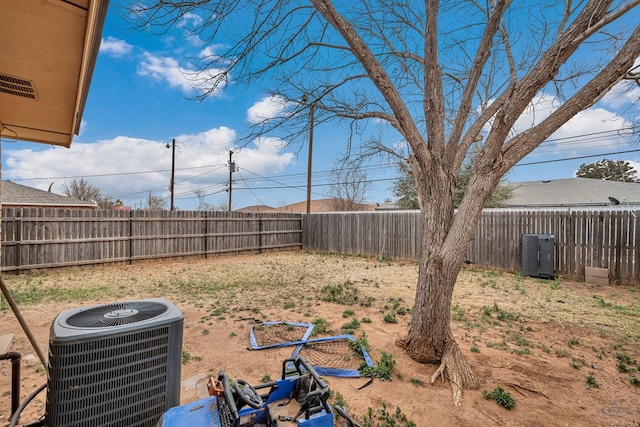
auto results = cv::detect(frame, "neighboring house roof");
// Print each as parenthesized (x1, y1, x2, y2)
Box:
(234, 205, 278, 214)
(0, 0, 108, 147)
(238, 198, 377, 213)
(506, 177, 640, 207)
(1, 181, 97, 209)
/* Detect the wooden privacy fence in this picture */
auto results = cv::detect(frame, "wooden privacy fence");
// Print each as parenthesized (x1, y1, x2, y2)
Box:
(3, 207, 639, 284)
(1, 208, 302, 272)
(302, 209, 640, 285)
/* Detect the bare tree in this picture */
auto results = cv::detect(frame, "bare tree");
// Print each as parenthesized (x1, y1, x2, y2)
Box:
(327, 159, 371, 211)
(129, 0, 640, 405)
(193, 189, 215, 211)
(146, 192, 167, 210)
(63, 178, 101, 203)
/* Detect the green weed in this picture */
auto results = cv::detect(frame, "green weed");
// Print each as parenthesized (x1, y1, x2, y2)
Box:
(360, 404, 416, 427)
(260, 374, 272, 383)
(409, 377, 423, 387)
(349, 332, 371, 357)
(312, 318, 329, 335)
(342, 318, 361, 333)
(360, 351, 396, 381)
(451, 304, 467, 322)
(383, 312, 398, 323)
(585, 373, 600, 389)
(482, 386, 515, 409)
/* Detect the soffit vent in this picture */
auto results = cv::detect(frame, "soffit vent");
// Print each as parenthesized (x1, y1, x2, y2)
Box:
(0, 73, 37, 100)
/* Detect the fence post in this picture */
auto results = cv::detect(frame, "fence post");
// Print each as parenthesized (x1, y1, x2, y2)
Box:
(203, 211, 208, 258)
(258, 215, 263, 253)
(15, 211, 22, 274)
(128, 210, 133, 265)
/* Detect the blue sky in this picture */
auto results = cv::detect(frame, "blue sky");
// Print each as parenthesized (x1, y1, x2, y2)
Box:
(1, 5, 639, 210)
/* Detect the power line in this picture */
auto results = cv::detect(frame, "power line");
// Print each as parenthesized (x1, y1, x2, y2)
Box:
(516, 148, 640, 166)
(13, 163, 228, 181)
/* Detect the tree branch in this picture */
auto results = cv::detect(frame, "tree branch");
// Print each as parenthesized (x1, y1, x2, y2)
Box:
(446, 0, 511, 156)
(501, 22, 640, 171)
(310, 0, 431, 167)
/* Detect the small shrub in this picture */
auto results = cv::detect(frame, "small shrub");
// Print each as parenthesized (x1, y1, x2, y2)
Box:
(383, 312, 398, 323)
(409, 377, 423, 387)
(320, 281, 361, 305)
(342, 318, 361, 333)
(482, 386, 515, 409)
(260, 374, 272, 383)
(567, 337, 580, 347)
(349, 332, 370, 357)
(359, 404, 416, 427)
(486, 341, 508, 350)
(342, 309, 355, 318)
(312, 317, 328, 335)
(332, 391, 346, 409)
(360, 351, 396, 381)
(585, 373, 600, 389)
(451, 304, 467, 322)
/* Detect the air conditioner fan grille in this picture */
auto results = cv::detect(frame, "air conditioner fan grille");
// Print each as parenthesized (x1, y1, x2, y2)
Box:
(65, 301, 168, 328)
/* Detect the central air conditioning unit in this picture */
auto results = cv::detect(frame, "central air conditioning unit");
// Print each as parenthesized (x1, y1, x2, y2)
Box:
(45, 298, 184, 427)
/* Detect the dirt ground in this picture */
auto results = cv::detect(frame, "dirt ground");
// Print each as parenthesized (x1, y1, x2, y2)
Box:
(1, 251, 639, 426)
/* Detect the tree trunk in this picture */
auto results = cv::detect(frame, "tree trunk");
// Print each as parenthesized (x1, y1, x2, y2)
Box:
(401, 233, 479, 406)
(399, 163, 482, 406)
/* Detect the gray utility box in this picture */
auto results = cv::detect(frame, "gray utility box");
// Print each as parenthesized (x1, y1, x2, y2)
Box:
(521, 234, 555, 279)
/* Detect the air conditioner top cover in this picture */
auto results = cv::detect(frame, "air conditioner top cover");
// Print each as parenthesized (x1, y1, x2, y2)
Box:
(51, 298, 183, 341)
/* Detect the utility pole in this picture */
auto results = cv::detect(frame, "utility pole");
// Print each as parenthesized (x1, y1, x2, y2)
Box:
(306, 102, 315, 215)
(228, 150, 235, 212)
(167, 138, 176, 211)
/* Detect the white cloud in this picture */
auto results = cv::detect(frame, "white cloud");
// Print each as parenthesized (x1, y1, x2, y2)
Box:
(247, 95, 291, 124)
(601, 80, 640, 109)
(550, 107, 631, 144)
(178, 12, 203, 29)
(137, 52, 227, 96)
(176, 12, 206, 46)
(199, 44, 227, 60)
(137, 53, 195, 93)
(78, 120, 88, 137)
(508, 94, 560, 136)
(4, 127, 294, 209)
(487, 93, 633, 156)
(100, 36, 133, 57)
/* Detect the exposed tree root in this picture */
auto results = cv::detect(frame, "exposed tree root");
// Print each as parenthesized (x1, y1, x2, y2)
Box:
(430, 339, 479, 408)
(505, 382, 550, 399)
(398, 334, 479, 407)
